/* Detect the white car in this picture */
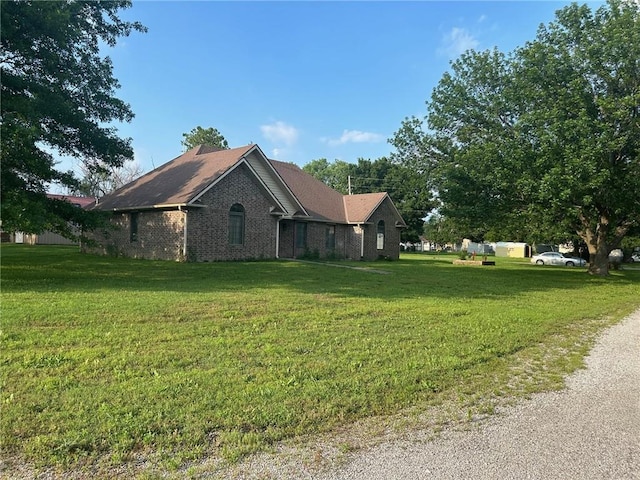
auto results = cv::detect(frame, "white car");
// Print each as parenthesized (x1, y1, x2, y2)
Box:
(531, 251, 586, 267)
(629, 252, 640, 262)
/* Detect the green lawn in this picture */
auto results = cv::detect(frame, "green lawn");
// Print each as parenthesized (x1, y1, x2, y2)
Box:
(2, 245, 639, 476)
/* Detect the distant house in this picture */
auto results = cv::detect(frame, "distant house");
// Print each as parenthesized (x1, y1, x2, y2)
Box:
(21, 194, 94, 245)
(85, 144, 406, 262)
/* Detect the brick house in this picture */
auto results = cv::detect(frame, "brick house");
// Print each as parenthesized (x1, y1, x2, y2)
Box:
(85, 144, 406, 262)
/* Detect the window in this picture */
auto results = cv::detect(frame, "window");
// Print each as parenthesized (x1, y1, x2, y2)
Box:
(229, 204, 245, 245)
(376, 220, 385, 250)
(325, 225, 335, 250)
(130, 212, 139, 242)
(295, 222, 307, 248)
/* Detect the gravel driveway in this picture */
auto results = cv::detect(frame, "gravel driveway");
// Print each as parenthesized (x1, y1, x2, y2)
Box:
(226, 309, 640, 479)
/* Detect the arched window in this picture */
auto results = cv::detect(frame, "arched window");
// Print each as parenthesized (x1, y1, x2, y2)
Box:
(229, 204, 245, 245)
(377, 220, 385, 250)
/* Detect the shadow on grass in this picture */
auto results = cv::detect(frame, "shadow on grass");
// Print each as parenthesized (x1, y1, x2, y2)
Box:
(2, 245, 637, 301)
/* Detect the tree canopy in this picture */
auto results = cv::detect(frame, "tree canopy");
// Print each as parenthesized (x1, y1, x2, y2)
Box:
(1, 1, 146, 237)
(392, 0, 639, 275)
(181, 126, 229, 151)
(302, 158, 352, 194)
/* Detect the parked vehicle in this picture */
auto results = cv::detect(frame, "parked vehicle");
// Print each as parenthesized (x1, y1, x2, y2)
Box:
(629, 252, 640, 262)
(531, 251, 586, 267)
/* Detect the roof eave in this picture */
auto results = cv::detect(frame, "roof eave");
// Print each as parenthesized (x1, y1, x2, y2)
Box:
(99, 203, 206, 212)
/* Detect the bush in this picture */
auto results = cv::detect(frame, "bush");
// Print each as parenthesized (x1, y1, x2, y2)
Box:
(300, 248, 320, 260)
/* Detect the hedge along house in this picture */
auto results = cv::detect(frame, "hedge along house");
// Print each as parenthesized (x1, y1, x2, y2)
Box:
(85, 144, 406, 262)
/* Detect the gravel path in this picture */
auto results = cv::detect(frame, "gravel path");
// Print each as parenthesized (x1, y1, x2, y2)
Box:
(317, 308, 640, 480)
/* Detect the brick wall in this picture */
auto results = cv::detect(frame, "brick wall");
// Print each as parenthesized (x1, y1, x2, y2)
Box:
(84, 209, 185, 261)
(186, 164, 278, 261)
(278, 220, 295, 258)
(360, 197, 402, 261)
(278, 221, 361, 260)
(346, 225, 364, 260)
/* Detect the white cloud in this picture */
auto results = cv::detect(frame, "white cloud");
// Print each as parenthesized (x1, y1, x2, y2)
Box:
(438, 27, 479, 58)
(326, 129, 385, 147)
(260, 121, 299, 146)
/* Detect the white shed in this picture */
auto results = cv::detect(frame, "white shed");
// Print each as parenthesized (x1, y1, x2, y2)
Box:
(495, 242, 531, 258)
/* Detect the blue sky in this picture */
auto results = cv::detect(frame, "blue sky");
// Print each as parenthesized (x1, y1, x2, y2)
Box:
(78, 1, 600, 178)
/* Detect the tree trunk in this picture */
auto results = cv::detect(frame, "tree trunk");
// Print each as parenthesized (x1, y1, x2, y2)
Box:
(579, 214, 611, 276)
(579, 209, 631, 276)
(587, 242, 610, 276)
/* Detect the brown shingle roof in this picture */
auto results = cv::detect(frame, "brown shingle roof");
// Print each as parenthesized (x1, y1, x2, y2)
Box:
(93, 144, 405, 227)
(269, 160, 347, 222)
(343, 192, 388, 223)
(93, 145, 254, 210)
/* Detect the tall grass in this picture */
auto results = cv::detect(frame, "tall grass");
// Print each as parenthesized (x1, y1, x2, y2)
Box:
(2, 245, 639, 474)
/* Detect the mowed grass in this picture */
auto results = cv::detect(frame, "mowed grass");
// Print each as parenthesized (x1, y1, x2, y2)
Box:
(2, 245, 639, 474)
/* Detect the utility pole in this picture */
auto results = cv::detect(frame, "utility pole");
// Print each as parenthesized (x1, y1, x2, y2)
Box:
(348, 175, 352, 195)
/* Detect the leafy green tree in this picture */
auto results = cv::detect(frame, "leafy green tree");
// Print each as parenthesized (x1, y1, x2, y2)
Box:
(302, 158, 352, 194)
(423, 214, 469, 248)
(1, 1, 145, 237)
(394, 0, 639, 275)
(181, 126, 229, 151)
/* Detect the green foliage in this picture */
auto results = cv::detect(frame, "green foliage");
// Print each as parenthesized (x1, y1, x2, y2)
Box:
(299, 248, 321, 260)
(2, 246, 639, 476)
(620, 234, 640, 258)
(424, 213, 487, 246)
(181, 126, 229, 151)
(302, 158, 353, 194)
(350, 157, 436, 242)
(392, 0, 640, 275)
(0, 1, 146, 236)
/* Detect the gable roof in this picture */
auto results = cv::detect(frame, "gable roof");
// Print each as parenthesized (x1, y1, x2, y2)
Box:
(92, 145, 305, 215)
(270, 160, 347, 222)
(269, 162, 405, 226)
(93, 144, 405, 226)
(93, 145, 252, 210)
(344, 192, 406, 226)
(344, 192, 387, 223)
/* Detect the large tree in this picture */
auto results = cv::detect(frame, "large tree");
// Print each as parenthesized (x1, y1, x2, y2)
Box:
(393, 0, 639, 275)
(181, 126, 229, 151)
(302, 158, 352, 194)
(1, 1, 145, 237)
